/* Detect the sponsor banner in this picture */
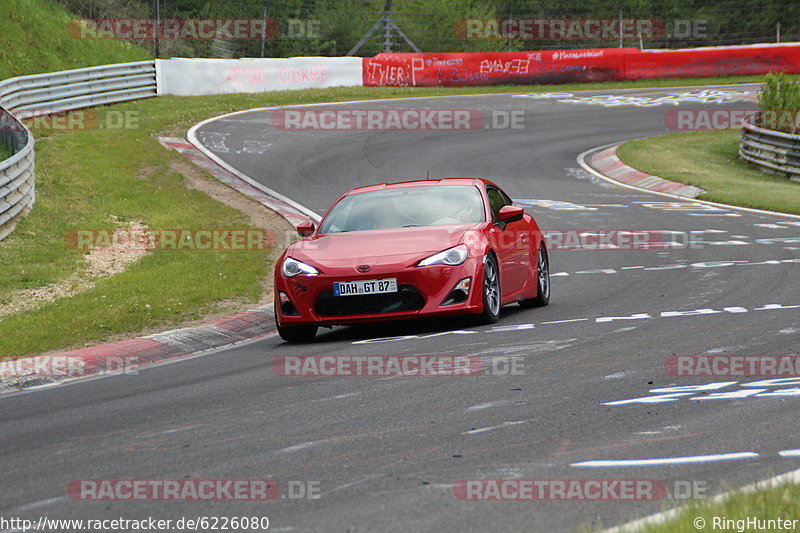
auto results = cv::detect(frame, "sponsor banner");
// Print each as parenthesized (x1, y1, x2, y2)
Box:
(156, 57, 363, 96)
(362, 48, 636, 87)
(362, 43, 800, 88)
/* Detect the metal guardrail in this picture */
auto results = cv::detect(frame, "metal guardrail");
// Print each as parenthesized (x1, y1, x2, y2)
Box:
(0, 60, 157, 242)
(740, 119, 800, 180)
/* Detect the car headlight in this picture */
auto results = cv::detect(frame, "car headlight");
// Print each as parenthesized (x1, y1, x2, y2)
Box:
(282, 257, 319, 277)
(418, 244, 469, 267)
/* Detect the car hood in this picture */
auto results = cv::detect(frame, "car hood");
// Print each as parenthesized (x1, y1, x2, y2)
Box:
(289, 225, 476, 268)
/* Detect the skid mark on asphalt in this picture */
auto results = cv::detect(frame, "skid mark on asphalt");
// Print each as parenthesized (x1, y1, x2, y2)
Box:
(553, 433, 706, 458)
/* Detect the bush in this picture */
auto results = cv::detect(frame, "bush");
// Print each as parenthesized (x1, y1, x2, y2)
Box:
(758, 72, 800, 132)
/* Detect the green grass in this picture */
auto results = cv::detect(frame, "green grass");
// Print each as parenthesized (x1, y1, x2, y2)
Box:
(2, 76, 799, 356)
(603, 483, 800, 533)
(0, 0, 150, 79)
(617, 130, 800, 214)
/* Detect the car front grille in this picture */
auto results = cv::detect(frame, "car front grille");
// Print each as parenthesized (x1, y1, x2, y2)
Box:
(314, 284, 425, 317)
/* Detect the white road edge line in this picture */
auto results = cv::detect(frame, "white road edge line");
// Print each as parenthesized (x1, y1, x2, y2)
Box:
(577, 143, 800, 221)
(571, 452, 759, 467)
(601, 465, 800, 533)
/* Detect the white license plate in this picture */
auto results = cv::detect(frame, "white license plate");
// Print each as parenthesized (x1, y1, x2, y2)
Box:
(333, 278, 398, 297)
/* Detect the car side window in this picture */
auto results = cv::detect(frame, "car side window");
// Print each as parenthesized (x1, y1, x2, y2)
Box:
(486, 187, 512, 221)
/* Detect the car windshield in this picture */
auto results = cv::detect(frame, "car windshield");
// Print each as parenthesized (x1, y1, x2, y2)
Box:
(318, 185, 486, 234)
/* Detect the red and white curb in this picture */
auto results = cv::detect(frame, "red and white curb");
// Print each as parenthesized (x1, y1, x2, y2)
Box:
(589, 143, 705, 198)
(0, 305, 276, 394)
(158, 136, 315, 227)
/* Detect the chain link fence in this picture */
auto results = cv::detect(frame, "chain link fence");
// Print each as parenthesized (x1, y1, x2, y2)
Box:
(54, 0, 800, 58)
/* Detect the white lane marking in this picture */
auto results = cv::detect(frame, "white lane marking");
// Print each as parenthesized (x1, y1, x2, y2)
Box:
(779, 327, 798, 334)
(604, 372, 632, 379)
(466, 400, 510, 412)
(540, 318, 589, 325)
(464, 421, 527, 435)
(546, 257, 798, 278)
(317, 392, 362, 402)
(607, 378, 800, 405)
(555, 89, 751, 108)
(571, 452, 759, 468)
(354, 302, 800, 344)
(279, 441, 324, 453)
(779, 449, 800, 457)
(12, 496, 66, 512)
(516, 199, 598, 211)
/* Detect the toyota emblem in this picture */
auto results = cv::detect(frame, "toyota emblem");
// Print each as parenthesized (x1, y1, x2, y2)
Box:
(357, 265, 371, 273)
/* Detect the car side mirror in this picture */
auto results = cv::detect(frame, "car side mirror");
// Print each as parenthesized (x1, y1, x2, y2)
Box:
(296, 220, 316, 237)
(498, 205, 524, 224)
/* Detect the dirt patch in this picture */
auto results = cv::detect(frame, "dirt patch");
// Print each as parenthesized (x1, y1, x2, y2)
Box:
(63, 158, 296, 345)
(0, 218, 150, 319)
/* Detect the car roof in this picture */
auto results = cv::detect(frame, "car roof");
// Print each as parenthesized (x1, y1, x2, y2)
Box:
(345, 178, 497, 196)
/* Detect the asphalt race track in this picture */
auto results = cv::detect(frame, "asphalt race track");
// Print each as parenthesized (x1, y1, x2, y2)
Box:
(2, 84, 800, 532)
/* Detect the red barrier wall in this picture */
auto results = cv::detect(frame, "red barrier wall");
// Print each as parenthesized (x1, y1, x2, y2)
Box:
(625, 44, 800, 80)
(363, 48, 639, 87)
(363, 43, 800, 87)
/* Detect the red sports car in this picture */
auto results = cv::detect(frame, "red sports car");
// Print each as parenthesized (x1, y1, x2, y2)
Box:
(273, 178, 550, 342)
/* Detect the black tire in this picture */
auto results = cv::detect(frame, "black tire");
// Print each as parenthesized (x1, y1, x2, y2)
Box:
(478, 253, 501, 324)
(277, 323, 318, 342)
(519, 242, 550, 308)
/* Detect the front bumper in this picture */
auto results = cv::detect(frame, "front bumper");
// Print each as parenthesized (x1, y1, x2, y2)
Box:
(274, 257, 484, 326)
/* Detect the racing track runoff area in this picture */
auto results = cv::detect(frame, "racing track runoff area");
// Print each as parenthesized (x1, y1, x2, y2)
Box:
(1, 84, 800, 532)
